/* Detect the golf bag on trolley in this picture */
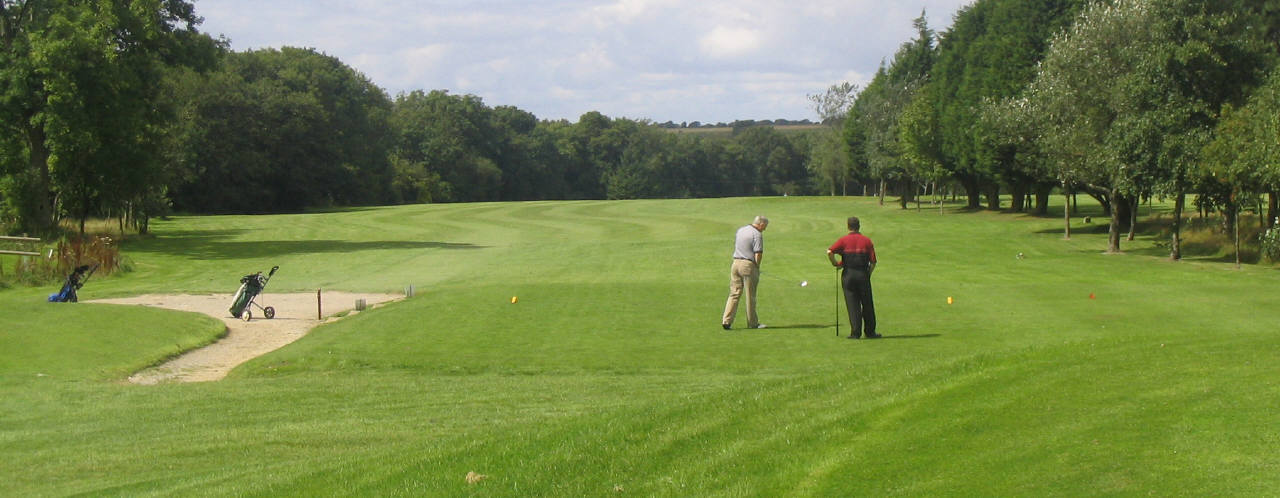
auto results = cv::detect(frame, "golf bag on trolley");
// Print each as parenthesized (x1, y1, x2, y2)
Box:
(48, 264, 98, 303)
(229, 265, 278, 320)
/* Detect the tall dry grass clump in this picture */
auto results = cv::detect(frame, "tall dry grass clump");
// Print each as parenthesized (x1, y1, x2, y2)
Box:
(6, 235, 123, 286)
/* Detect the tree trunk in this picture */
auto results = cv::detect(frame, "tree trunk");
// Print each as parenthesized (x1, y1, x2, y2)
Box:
(1170, 192, 1184, 260)
(1234, 205, 1242, 269)
(960, 177, 981, 209)
(1063, 183, 1072, 240)
(878, 179, 886, 206)
(985, 184, 1000, 210)
(1035, 185, 1052, 215)
(1010, 183, 1027, 213)
(936, 182, 944, 215)
(1126, 196, 1138, 242)
(1107, 189, 1122, 253)
(1268, 191, 1277, 228)
(23, 120, 56, 235)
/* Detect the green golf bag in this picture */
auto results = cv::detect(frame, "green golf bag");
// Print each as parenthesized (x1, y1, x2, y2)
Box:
(229, 266, 278, 320)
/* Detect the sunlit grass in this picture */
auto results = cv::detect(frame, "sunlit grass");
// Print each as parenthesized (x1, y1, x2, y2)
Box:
(2, 196, 1278, 495)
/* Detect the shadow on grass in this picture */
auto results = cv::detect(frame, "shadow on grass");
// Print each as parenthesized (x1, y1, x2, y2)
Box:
(763, 324, 942, 340)
(128, 238, 485, 260)
(1035, 223, 1111, 236)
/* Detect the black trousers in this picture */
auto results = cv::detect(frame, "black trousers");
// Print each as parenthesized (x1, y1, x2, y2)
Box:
(841, 268, 875, 337)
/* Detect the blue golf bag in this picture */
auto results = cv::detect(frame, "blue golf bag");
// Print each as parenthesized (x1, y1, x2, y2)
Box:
(48, 264, 96, 303)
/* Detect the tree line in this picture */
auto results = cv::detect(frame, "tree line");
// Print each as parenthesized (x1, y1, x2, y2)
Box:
(846, 0, 1280, 257)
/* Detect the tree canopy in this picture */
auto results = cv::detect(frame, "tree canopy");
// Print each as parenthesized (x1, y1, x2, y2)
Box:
(1, 0, 214, 234)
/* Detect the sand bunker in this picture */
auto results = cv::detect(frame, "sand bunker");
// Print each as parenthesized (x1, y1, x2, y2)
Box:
(90, 292, 402, 384)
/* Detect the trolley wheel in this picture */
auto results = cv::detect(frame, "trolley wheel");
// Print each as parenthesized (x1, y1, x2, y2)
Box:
(242, 309, 252, 322)
(264, 306, 275, 319)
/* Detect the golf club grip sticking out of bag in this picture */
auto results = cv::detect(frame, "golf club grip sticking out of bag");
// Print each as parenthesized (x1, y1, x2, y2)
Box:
(79, 264, 99, 288)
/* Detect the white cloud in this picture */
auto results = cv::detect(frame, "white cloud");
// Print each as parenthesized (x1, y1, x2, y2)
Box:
(562, 43, 618, 81)
(587, 0, 679, 26)
(699, 26, 764, 59)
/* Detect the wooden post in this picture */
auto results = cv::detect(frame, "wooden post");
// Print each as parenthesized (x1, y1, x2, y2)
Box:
(317, 289, 322, 320)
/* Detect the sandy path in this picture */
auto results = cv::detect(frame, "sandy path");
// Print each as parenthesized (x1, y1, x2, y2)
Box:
(89, 292, 402, 384)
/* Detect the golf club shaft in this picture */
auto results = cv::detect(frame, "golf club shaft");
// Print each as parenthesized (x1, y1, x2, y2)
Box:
(835, 266, 840, 337)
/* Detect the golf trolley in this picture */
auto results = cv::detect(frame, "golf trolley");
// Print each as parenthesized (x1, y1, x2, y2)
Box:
(229, 265, 278, 321)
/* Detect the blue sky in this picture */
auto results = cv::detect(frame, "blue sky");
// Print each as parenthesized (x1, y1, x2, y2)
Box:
(195, 0, 972, 123)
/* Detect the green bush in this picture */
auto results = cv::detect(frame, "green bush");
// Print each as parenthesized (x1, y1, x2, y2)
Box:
(1261, 218, 1280, 262)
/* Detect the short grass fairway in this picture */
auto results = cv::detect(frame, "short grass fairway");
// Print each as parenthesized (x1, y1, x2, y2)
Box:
(3, 197, 1280, 496)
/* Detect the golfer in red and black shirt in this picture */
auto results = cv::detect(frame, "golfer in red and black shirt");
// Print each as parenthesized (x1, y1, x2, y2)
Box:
(827, 216, 880, 339)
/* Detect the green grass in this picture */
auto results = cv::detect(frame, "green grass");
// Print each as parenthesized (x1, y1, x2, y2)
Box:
(3, 196, 1279, 496)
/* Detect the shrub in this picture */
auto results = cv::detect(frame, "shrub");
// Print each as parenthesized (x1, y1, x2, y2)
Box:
(5, 235, 123, 286)
(1261, 218, 1280, 262)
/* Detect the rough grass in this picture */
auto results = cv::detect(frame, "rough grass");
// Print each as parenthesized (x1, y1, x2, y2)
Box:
(2, 196, 1279, 496)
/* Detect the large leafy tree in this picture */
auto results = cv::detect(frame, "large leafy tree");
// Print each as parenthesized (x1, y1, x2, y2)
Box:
(390, 90, 503, 203)
(897, 81, 947, 206)
(807, 82, 857, 195)
(1, 0, 209, 235)
(932, 0, 1084, 210)
(846, 13, 936, 208)
(848, 67, 906, 206)
(891, 13, 936, 208)
(169, 47, 394, 213)
(1146, 0, 1271, 258)
(491, 105, 568, 201)
(1027, 0, 1270, 254)
(733, 126, 807, 196)
(1203, 68, 1280, 265)
(1029, 0, 1164, 253)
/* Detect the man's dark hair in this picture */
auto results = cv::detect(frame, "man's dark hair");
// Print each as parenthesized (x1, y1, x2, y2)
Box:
(848, 216, 860, 232)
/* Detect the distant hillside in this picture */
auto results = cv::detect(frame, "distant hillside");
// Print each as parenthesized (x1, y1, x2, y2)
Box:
(655, 118, 818, 129)
(663, 122, 828, 138)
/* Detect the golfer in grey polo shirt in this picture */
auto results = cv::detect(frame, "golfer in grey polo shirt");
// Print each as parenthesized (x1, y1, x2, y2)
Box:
(721, 215, 768, 330)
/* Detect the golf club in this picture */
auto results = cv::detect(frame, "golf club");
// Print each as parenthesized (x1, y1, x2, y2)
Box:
(834, 266, 840, 337)
(80, 263, 100, 286)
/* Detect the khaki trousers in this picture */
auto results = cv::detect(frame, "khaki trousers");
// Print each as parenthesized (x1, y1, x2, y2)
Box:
(722, 258, 759, 328)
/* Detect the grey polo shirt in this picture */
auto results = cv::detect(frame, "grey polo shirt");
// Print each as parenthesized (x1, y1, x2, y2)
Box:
(732, 224, 763, 261)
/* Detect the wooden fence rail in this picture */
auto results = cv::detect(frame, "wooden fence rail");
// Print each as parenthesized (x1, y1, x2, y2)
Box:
(0, 236, 41, 256)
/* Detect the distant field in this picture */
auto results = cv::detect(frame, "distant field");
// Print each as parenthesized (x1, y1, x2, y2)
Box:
(2, 196, 1278, 495)
(665, 124, 827, 138)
